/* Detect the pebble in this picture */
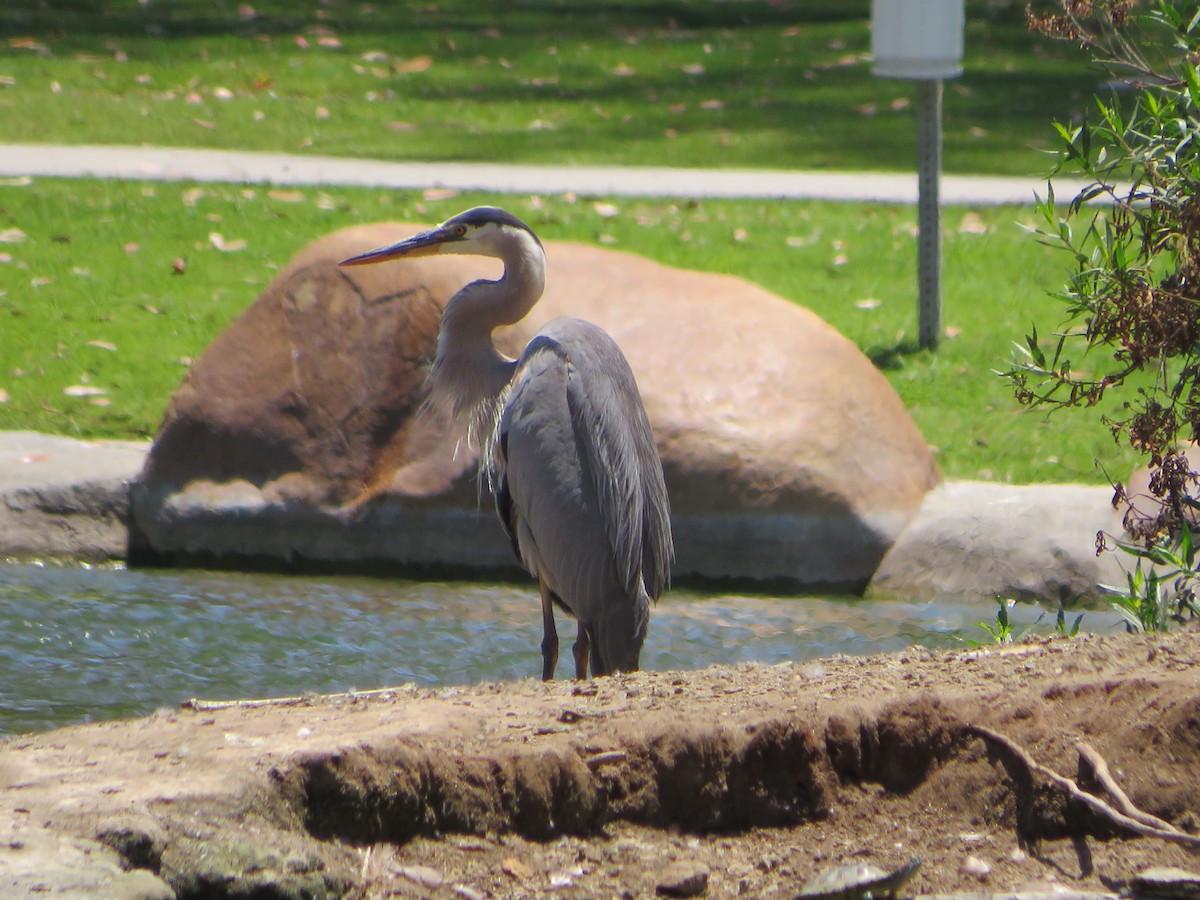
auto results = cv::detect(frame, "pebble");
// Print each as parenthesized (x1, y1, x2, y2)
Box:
(393, 865, 443, 890)
(501, 857, 533, 880)
(959, 855, 991, 881)
(657, 860, 710, 897)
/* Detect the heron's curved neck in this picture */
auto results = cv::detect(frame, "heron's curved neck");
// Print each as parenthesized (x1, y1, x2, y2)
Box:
(431, 231, 546, 425)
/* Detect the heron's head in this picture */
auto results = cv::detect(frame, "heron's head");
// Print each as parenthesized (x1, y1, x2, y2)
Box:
(339, 206, 543, 268)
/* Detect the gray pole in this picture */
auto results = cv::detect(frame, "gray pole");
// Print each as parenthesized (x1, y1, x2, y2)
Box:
(916, 78, 942, 350)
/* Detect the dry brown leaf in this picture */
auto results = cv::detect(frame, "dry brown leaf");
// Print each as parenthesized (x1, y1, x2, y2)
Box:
(213, 86, 234, 100)
(856, 298, 882, 310)
(172, 258, 187, 274)
(64, 385, 107, 397)
(30, 277, 51, 287)
(181, 187, 205, 207)
(0, 227, 27, 243)
(192, 118, 217, 129)
(315, 106, 330, 120)
(317, 36, 341, 48)
(0, 388, 9, 404)
(958, 212, 989, 235)
(209, 232, 247, 252)
(123, 242, 140, 253)
(361, 50, 388, 63)
(393, 55, 432, 74)
(592, 201, 619, 218)
(700, 99, 724, 110)
(610, 62, 635, 77)
(268, 189, 304, 202)
(86, 340, 118, 352)
(423, 188, 459, 201)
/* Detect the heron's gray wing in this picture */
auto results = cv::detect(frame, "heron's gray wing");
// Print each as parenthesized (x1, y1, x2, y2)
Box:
(493, 430, 523, 563)
(526, 318, 673, 601)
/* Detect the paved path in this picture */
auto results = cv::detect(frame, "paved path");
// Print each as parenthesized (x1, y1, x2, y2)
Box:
(0, 142, 1081, 205)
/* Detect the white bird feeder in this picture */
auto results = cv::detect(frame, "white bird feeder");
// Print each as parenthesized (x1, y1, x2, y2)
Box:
(871, 0, 965, 350)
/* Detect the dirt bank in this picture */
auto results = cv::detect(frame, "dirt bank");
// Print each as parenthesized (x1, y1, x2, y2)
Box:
(2, 628, 1198, 898)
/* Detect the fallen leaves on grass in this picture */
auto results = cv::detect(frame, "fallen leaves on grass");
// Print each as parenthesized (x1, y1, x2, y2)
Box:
(86, 340, 118, 352)
(0, 228, 27, 243)
(0, 388, 8, 404)
(64, 385, 107, 397)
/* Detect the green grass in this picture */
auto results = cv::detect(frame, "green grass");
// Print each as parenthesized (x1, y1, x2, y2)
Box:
(0, 0, 1097, 176)
(0, 177, 1140, 485)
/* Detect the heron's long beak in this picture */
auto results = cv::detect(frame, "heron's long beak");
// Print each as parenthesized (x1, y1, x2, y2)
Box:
(338, 225, 461, 267)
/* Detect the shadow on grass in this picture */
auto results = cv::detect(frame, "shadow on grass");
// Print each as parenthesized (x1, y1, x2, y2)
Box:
(867, 337, 931, 371)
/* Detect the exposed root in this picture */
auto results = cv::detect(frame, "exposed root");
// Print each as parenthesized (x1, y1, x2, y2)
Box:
(1076, 741, 1185, 835)
(182, 685, 408, 711)
(965, 725, 1200, 850)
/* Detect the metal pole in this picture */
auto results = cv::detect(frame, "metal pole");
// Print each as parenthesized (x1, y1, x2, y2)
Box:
(916, 78, 942, 350)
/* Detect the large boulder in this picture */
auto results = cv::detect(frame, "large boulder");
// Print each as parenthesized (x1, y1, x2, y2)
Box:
(132, 223, 941, 589)
(867, 480, 1128, 604)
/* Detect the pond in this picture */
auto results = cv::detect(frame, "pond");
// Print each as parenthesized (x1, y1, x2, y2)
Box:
(0, 563, 1125, 736)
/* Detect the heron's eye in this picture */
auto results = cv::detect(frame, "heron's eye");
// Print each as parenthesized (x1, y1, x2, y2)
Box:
(454, 225, 468, 237)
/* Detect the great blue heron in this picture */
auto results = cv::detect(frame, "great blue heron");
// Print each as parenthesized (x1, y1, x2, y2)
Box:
(340, 207, 673, 680)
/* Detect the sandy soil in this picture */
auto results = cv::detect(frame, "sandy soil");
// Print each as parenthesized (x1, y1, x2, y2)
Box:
(2, 627, 1199, 898)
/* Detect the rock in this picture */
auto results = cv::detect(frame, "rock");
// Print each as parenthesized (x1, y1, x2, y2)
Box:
(394, 864, 444, 890)
(132, 223, 940, 589)
(868, 480, 1127, 604)
(959, 855, 991, 881)
(656, 860, 711, 897)
(0, 431, 147, 563)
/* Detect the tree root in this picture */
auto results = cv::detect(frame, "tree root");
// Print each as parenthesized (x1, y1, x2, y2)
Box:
(964, 724, 1200, 850)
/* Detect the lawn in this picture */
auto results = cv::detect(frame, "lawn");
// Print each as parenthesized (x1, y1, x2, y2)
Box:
(0, 0, 1096, 175)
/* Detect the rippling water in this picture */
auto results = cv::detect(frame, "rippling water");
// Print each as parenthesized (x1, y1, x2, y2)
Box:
(0, 563, 1124, 735)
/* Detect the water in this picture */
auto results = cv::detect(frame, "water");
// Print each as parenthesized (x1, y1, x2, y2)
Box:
(0, 563, 1124, 736)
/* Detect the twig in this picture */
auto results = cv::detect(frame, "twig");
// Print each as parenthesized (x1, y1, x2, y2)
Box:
(965, 724, 1200, 850)
(1076, 741, 1184, 835)
(182, 685, 407, 712)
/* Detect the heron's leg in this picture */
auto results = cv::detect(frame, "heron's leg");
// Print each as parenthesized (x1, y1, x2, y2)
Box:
(572, 623, 591, 680)
(539, 578, 558, 682)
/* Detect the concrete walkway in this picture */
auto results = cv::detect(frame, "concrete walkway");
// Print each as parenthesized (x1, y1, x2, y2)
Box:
(0, 142, 1081, 205)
